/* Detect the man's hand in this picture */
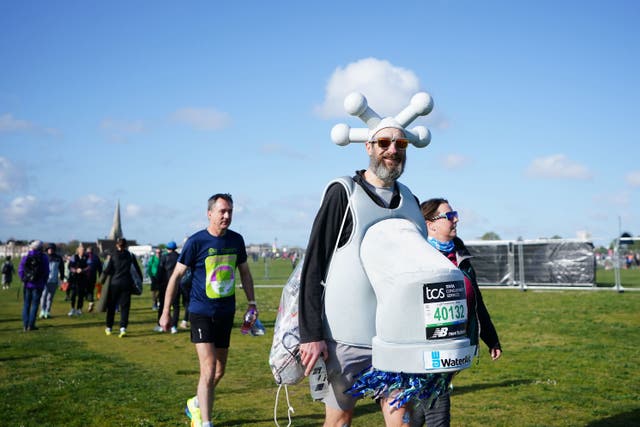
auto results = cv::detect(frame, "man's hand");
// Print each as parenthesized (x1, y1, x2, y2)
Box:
(159, 311, 170, 332)
(490, 347, 502, 361)
(300, 340, 328, 376)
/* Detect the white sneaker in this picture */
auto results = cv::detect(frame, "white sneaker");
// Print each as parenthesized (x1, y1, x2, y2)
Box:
(76, 309, 82, 316)
(68, 309, 76, 316)
(153, 325, 164, 332)
(180, 320, 189, 329)
(39, 311, 45, 319)
(171, 326, 178, 334)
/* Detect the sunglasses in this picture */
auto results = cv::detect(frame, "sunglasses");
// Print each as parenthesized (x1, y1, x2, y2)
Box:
(430, 211, 459, 222)
(370, 137, 410, 150)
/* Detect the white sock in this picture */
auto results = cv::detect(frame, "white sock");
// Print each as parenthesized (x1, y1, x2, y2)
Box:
(202, 422, 212, 427)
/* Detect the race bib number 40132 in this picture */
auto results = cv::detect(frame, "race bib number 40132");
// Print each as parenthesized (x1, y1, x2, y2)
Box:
(423, 280, 467, 340)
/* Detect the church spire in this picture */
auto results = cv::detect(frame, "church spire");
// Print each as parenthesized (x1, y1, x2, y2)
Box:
(108, 200, 123, 239)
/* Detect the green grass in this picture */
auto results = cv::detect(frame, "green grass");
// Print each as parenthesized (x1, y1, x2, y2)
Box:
(1, 258, 639, 426)
(595, 267, 640, 287)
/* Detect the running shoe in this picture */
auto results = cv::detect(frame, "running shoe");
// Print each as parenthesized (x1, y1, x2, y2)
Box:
(105, 328, 112, 336)
(118, 328, 127, 338)
(185, 396, 202, 427)
(153, 325, 164, 332)
(88, 302, 94, 312)
(171, 326, 178, 334)
(180, 320, 189, 329)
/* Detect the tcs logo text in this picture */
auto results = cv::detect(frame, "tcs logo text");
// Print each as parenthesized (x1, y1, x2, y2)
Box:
(424, 286, 445, 300)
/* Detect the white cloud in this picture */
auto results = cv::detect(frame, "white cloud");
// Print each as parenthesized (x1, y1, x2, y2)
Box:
(315, 58, 422, 118)
(0, 113, 61, 136)
(3, 195, 38, 224)
(626, 171, 640, 187)
(0, 157, 26, 192)
(172, 108, 231, 131)
(526, 154, 592, 179)
(0, 113, 33, 132)
(442, 154, 470, 170)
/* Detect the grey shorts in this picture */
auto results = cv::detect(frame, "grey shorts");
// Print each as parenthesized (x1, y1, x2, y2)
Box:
(322, 341, 372, 411)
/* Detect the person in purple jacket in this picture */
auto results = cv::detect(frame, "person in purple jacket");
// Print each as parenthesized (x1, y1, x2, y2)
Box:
(18, 240, 50, 331)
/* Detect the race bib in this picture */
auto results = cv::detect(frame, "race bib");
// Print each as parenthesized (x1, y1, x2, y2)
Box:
(423, 280, 467, 340)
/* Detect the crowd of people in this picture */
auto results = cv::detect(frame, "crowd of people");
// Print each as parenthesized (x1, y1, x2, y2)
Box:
(6, 239, 193, 337)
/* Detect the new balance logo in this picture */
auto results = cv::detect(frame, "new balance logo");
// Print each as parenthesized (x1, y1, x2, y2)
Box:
(431, 327, 448, 338)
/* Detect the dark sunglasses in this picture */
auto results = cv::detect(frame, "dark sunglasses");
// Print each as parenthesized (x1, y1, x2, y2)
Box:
(430, 211, 459, 222)
(369, 137, 409, 150)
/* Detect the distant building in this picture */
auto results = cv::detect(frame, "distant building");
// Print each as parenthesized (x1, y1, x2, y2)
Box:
(97, 200, 136, 255)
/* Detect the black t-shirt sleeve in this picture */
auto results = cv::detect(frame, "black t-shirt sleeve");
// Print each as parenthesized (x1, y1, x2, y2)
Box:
(299, 183, 350, 343)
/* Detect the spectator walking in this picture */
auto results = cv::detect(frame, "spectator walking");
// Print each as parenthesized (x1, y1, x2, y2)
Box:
(68, 244, 89, 316)
(39, 243, 64, 319)
(101, 238, 143, 338)
(18, 240, 49, 331)
(85, 246, 103, 312)
(146, 247, 162, 310)
(410, 198, 502, 427)
(2, 256, 14, 290)
(154, 241, 180, 333)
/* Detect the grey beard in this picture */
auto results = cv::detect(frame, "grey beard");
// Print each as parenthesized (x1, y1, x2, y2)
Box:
(369, 155, 406, 186)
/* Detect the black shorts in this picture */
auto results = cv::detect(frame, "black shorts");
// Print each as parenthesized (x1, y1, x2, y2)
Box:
(189, 312, 235, 348)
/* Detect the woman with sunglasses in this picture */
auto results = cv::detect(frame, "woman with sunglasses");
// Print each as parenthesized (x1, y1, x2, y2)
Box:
(411, 198, 502, 427)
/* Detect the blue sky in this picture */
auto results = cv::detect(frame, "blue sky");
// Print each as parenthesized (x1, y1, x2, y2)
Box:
(1, 0, 638, 249)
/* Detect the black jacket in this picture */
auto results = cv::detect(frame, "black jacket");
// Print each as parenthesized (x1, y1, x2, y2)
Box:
(158, 250, 179, 287)
(451, 237, 502, 352)
(103, 250, 142, 288)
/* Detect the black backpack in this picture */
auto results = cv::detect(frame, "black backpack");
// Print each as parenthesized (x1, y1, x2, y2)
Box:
(23, 254, 41, 282)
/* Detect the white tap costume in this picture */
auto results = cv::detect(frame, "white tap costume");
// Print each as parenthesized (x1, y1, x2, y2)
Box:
(324, 92, 475, 408)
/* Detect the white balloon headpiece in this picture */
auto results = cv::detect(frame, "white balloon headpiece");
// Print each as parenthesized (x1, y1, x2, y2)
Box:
(330, 92, 434, 148)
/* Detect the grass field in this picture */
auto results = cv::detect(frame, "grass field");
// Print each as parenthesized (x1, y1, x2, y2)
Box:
(1, 258, 639, 426)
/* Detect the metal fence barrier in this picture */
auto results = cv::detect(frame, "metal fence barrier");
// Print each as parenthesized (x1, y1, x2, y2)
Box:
(466, 239, 600, 291)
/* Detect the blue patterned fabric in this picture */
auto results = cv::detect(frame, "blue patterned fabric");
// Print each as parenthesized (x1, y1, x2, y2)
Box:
(346, 366, 454, 409)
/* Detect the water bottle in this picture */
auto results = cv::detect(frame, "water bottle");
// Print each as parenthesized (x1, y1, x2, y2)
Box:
(309, 358, 329, 400)
(241, 307, 257, 335)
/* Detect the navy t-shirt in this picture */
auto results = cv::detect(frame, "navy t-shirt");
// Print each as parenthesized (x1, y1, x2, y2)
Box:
(179, 228, 248, 316)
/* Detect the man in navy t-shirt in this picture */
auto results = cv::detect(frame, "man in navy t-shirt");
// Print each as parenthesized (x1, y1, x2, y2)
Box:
(160, 193, 257, 427)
